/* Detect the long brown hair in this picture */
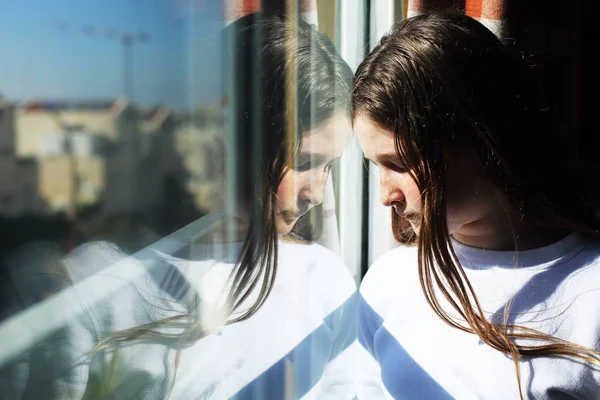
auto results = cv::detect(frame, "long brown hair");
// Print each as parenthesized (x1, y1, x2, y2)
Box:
(352, 11, 600, 398)
(225, 11, 353, 321)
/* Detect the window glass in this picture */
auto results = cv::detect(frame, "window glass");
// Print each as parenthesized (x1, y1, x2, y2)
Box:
(0, 1, 361, 398)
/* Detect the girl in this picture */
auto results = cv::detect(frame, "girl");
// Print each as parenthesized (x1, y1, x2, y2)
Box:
(0, 11, 356, 399)
(353, 11, 600, 399)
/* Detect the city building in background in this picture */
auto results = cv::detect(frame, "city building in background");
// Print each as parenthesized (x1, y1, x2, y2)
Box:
(0, 96, 225, 249)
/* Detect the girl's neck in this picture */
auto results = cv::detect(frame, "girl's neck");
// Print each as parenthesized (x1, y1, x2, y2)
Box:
(452, 206, 568, 251)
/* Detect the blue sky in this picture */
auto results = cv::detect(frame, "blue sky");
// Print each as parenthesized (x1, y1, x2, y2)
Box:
(0, 0, 225, 110)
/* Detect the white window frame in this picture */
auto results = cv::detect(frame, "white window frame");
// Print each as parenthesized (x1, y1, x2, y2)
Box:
(334, 0, 367, 283)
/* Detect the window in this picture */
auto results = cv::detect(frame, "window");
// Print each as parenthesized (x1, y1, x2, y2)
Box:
(0, 1, 374, 398)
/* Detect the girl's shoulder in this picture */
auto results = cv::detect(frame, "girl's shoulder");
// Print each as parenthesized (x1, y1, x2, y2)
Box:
(359, 244, 421, 317)
(557, 235, 600, 296)
(360, 244, 419, 294)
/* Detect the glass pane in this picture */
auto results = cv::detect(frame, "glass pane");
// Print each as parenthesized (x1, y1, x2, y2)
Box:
(0, 1, 360, 398)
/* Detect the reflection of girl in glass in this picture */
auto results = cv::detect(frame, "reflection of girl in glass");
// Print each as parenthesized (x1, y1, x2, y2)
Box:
(0, 11, 356, 400)
(354, 11, 600, 400)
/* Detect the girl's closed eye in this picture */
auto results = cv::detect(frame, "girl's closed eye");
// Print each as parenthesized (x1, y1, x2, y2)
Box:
(295, 161, 313, 171)
(386, 161, 407, 173)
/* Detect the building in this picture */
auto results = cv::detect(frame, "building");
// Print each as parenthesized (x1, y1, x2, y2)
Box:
(3, 96, 224, 227)
(0, 101, 44, 216)
(14, 97, 165, 217)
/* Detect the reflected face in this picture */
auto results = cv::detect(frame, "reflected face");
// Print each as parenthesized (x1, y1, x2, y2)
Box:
(275, 114, 352, 235)
(354, 116, 498, 237)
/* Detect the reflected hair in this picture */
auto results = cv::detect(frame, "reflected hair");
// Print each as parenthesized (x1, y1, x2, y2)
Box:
(351, 11, 600, 398)
(225, 11, 353, 320)
(90, 10, 353, 381)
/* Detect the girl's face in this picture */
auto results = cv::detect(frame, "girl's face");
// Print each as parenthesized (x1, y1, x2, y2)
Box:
(354, 116, 502, 242)
(353, 117, 423, 232)
(275, 114, 352, 235)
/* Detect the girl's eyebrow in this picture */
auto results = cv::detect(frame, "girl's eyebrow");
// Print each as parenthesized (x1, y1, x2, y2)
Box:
(364, 152, 400, 163)
(296, 152, 340, 165)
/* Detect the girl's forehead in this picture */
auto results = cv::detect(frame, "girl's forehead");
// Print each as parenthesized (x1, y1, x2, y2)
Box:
(353, 116, 396, 157)
(299, 115, 352, 154)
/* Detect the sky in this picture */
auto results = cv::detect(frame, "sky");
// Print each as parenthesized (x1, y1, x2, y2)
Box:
(0, 0, 225, 110)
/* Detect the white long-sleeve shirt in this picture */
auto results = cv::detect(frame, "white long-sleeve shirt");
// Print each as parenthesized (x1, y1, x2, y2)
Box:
(358, 233, 600, 399)
(0, 238, 357, 399)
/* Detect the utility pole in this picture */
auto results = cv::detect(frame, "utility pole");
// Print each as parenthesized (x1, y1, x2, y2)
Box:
(50, 23, 151, 232)
(54, 22, 151, 100)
